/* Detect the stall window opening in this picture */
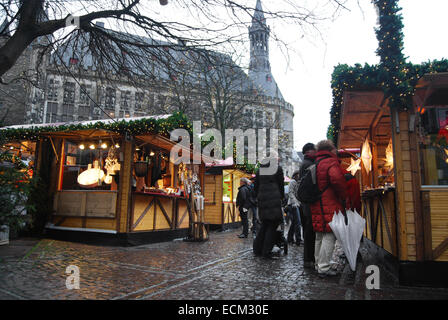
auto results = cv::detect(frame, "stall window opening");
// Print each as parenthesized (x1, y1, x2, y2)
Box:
(61, 139, 121, 191)
(418, 105, 448, 186)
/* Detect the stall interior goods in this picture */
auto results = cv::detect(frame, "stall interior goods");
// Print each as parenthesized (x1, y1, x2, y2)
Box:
(204, 168, 249, 226)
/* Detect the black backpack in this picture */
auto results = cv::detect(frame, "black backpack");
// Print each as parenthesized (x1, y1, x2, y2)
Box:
(296, 156, 330, 204)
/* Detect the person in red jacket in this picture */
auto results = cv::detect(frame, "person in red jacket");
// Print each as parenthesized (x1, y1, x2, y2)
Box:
(310, 140, 347, 277)
(342, 168, 361, 213)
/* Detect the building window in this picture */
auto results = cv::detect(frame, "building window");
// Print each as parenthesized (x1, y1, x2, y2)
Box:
(79, 84, 92, 105)
(135, 92, 144, 111)
(255, 110, 264, 128)
(105, 87, 116, 110)
(265, 111, 274, 127)
(243, 108, 254, 127)
(63, 82, 75, 104)
(78, 105, 90, 121)
(120, 90, 131, 110)
(46, 102, 58, 123)
(47, 79, 59, 101)
(418, 105, 448, 185)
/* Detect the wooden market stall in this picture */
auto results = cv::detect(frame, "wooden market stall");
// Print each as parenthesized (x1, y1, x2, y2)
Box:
(203, 157, 251, 230)
(335, 73, 448, 286)
(0, 115, 209, 245)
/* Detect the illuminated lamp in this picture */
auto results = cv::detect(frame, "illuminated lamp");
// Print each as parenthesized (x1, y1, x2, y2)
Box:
(346, 158, 361, 176)
(101, 142, 108, 149)
(150, 151, 155, 156)
(79, 144, 85, 150)
(115, 143, 120, 148)
(77, 167, 105, 188)
(383, 139, 394, 169)
(361, 138, 372, 175)
(89, 144, 95, 150)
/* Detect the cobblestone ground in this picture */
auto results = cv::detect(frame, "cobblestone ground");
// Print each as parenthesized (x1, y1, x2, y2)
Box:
(1, 229, 448, 300)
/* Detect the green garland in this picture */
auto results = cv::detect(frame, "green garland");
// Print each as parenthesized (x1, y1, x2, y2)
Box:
(328, 0, 448, 145)
(0, 112, 192, 142)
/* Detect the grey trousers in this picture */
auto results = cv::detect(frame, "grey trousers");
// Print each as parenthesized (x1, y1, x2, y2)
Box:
(314, 231, 336, 274)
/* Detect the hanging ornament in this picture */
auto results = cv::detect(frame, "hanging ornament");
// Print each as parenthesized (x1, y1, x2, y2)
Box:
(347, 158, 361, 176)
(361, 138, 372, 174)
(383, 138, 394, 169)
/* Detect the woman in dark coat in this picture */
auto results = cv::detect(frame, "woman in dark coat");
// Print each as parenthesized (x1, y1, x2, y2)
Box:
(253, 159, 285, 259)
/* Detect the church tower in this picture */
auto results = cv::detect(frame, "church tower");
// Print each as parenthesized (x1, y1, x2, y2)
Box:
(248, 0, 283, 100)
(249, 0, 270, 74)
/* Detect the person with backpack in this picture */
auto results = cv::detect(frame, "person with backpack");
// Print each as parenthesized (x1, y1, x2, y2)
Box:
(297, 143, 317, 268)
(308, 140, 347, 277)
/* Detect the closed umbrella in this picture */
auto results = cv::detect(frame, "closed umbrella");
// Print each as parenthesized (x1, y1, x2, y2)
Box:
(329, 209, 366, 271)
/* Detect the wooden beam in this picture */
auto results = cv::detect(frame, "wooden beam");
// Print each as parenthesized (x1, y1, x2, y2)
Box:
(131, 198, 155, 231)
(343, 130, 367, 141)
(432, 237, 448, 260)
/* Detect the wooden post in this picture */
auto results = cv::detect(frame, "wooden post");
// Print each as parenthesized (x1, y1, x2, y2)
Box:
(391, 109, 408, 261)
(391, 109, 424, 261)
(116, 138, 134, 233)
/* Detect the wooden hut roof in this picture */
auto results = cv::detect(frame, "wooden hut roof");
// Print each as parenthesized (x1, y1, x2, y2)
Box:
(338, 90, 391, 149)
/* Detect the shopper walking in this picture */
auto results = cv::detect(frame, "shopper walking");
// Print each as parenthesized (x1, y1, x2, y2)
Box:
(236, 178, 252, 238)
(298, 143, 317, 268)
(247, 177, 259, 236)
(253, 154, 285, 259)
(310, 140, 347, 277)
(286, 170, 302, 246)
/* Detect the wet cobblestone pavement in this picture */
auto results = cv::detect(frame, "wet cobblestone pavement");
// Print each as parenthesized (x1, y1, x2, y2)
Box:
(1, 229, 448, 300)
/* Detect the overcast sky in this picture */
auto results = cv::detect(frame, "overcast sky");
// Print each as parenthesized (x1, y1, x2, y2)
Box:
(267, 0, 448, 151)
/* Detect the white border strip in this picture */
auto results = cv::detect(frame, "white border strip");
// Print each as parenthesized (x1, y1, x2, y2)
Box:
(45, 224, 117, 234)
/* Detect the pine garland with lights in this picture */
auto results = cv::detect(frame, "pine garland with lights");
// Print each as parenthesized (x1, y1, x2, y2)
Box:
(0, 112, 192, 143)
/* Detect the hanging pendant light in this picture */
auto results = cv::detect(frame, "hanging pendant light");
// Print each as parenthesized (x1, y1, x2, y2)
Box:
(347, 158, 361, 176)
(383, 138, 394, 169)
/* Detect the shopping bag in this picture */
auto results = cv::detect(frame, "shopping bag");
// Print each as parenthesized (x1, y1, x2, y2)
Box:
(329, 209, 366, 271)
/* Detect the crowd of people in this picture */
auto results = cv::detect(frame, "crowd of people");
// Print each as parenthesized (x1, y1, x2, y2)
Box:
(236, 139, 361, 278)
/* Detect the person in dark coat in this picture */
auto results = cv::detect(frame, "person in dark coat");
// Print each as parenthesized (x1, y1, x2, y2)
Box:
(253, 155, 285, 259)
(236, 178, 252, 238)
(310, 140, 347, 277)
(298, 142, 317, 268)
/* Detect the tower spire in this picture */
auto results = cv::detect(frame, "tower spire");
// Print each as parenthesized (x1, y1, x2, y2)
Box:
(249, 0, 270, 73)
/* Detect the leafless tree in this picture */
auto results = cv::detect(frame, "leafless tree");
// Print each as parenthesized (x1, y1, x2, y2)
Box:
(0, 0, 355, 82)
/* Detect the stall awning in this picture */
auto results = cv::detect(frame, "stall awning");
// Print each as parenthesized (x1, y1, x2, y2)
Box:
(338, 90, 391, 149)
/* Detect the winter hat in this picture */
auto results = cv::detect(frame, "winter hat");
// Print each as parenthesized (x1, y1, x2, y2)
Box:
(302, 143, 316, 154)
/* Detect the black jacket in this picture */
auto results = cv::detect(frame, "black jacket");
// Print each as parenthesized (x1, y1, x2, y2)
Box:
(254, 164, 284, 221)
(236, 184, 252, 210)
